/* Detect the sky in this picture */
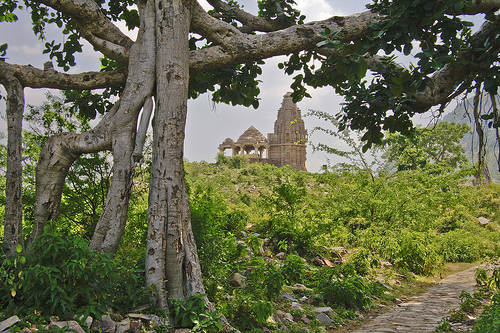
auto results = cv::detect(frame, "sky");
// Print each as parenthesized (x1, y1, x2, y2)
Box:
(0, 0, 460, 172)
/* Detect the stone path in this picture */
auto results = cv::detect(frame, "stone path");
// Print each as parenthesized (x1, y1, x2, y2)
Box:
(349, 266, 479, 333)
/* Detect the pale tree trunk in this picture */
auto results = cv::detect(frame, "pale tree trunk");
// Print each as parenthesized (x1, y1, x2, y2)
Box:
(30, 0, 156, 250)
(0, 70, 24, 256)
(89, 0, 156, 253)
(146, 0, 206, 308)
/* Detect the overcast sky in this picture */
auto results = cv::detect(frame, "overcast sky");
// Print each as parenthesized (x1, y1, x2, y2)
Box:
(0, 0, 455, 172)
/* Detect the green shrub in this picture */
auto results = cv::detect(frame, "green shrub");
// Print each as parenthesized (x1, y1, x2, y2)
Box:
(281, 254, 306, 284)
(221, 294, 273, 331)
(439, 230, 479, 263)
(316, 268, 372, 310)
(473, 293, 500, 333)
(0, 231, 125, 319)
(383, 230, 440, 275)
(169, 294, 222, 333)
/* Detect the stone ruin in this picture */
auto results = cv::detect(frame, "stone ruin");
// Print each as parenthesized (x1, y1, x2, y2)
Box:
(218, 92, 308, 171)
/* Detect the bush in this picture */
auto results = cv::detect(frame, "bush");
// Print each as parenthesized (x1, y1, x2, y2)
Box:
(0, 231, 125, 319)
(473, 293, 500, 333)
(383, 230, 440, 275)
(221, 294, 273, 331)
(281, 254, 306, 284)
(438, 230, 479, 263)
(316, 268, 372, 310)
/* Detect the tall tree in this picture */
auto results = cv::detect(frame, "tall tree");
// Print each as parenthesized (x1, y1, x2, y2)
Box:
(2, 0, 500, 315)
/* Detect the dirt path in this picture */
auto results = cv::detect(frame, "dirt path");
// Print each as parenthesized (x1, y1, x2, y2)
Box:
(349, 266, 479, 333)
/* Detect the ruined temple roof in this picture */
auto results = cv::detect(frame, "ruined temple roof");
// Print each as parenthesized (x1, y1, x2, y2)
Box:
(236, 126, 268, 144)
(220, 137, 235, 146)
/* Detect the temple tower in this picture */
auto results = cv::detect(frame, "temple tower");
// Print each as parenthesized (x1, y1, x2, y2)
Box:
(218, 92, 307, 171)
(267, 92, 308, 171)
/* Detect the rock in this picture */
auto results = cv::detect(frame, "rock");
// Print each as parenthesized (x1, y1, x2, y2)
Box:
(283, 313, 294, 322)
(301, 314, 311, 325)
(275, 310, 286, 319)
(376, 281, 393, 290)
(90, 315, 117, 333)
(314, 307, 334, 318)
(130, 304, 150, 312)
(332, 247, 348, 255)
(290, 302, 303, 311)
(230, 272, 244, 286)
(478, 216, 490, 225)
(394, 273, 407, 280)
(299, 296, 309, 303)
(291, 283, 312, 291)
(316, 313, 334, 326)
(281, 293, 298, 302)
(48, 321, 85, 333)
(0, 316, 21, 333)
(115, 319, 130, 333)
(276, 252, 286, 259)
(381, 261, 393, 268)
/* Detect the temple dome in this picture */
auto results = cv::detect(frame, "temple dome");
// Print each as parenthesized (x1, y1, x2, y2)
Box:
(236, 126, 268, 144)
(220, 137, 235, 146)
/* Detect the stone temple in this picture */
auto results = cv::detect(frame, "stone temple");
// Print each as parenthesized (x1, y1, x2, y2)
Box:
(218, 92, 308, 171)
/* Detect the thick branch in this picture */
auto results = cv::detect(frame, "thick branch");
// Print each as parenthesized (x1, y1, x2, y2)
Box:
(206, 0, 293, 33)
(190, 11, 379, 72)
(0, 62, 127, 90)
(412, 19, 500, 112)
(37, 0, 133, 62)
(191, 1, 242, 45)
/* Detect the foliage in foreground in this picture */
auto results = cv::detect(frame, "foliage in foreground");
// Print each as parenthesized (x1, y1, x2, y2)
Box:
(0, 230, 149, 320)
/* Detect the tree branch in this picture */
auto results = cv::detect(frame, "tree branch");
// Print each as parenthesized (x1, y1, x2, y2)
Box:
(205, 0, 293, 33)
(0, 61, 127, 89)
(37, 0, 133, 62)
(190, 10, 379, 72)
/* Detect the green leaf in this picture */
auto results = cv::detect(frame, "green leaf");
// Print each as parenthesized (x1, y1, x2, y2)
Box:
(16, 244, 22, 253)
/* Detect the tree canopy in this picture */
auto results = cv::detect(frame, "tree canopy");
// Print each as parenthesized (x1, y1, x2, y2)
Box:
(2, 0, 500, 324)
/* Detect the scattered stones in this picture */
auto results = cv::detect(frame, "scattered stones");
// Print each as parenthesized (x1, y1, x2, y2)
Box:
(291, 283, 312, 292)
(316, 313, 334, 326)
(290, 302, 303, 311)
(48, 321, 85, 333)
(0, 316, 21, 333)
(332, 247, 348, 255)
(281, 293, 298, 302)
(478, 216, 490, 225)
(300, 314, 311, 325)
(230, 272, 244, 286)
(314, 307, 334, 318)
(299, 296, 309, 303)
(90, 315, 116, 333)
(115, 318, 130, 333)
(380, 261, 393, 268)
(282, 313, 294, 323)
(276, 252, 286, 259)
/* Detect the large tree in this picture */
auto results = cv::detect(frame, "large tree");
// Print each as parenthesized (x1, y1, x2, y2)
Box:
(2, 0, 500, 317)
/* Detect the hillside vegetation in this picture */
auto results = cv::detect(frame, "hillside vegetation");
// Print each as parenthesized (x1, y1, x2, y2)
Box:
(2, 130, 500, 332)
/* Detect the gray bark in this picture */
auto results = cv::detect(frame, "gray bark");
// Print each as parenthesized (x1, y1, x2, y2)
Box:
(146, 0, 206, 308)
(30, 0, 156, 250)
(0, 68, 24, 256)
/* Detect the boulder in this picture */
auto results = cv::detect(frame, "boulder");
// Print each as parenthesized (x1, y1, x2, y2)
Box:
(316, 313, 334, 326)
(90, 315, 117, 333)
(230, 272, 244, 287)
(276, 252, 286, 259)
(0, 316, 21, 333)
(281, 293, 298, 302)
(314, 307, 334, 318)
(290, 302, 303, 311)
(48, 321, 85, 333)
